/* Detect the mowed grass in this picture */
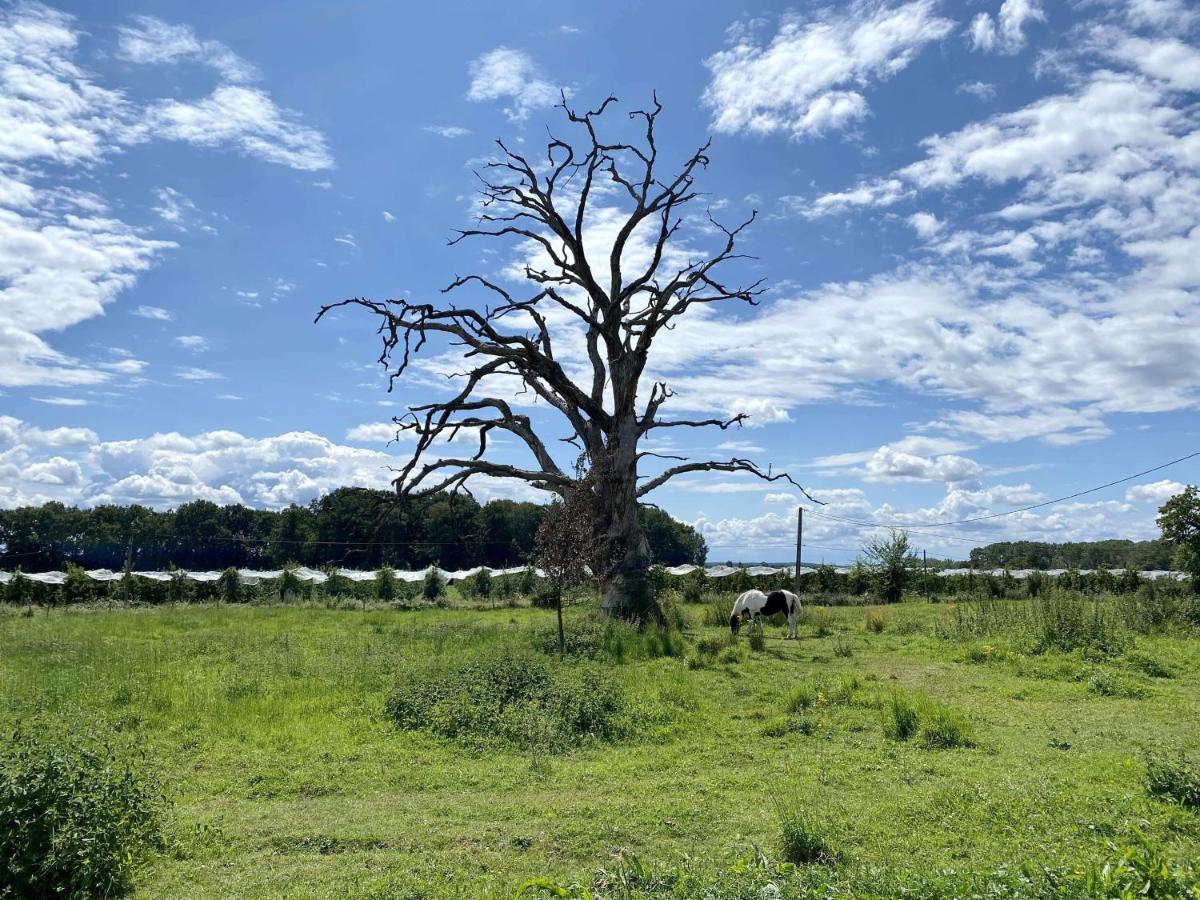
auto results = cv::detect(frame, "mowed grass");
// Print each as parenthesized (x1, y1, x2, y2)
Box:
(1, 599, 1198, 897)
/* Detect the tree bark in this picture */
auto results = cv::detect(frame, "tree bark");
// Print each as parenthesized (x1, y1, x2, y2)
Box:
(597, 432, 658, 622)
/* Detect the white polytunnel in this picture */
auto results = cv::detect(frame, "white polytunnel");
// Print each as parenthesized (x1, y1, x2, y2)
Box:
(0, 566, 1186, 584)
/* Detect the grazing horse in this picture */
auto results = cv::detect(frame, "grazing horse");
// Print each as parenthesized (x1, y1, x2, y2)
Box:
(730, 589, 800, 639)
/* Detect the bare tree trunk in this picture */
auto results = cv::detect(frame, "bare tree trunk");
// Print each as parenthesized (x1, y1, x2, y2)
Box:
(597, 437, 657, 622)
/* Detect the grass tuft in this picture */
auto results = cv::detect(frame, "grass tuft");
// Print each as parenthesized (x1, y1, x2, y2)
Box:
(778, 804, 838, 865)
(882, 692, 920, 741)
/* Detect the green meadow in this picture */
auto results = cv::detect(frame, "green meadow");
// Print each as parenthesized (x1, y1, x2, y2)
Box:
(1, 595, 1198, 898)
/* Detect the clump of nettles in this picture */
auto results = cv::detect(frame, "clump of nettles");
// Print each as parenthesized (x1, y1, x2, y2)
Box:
(386, 650, 632, 752)
(1146, 749, 1200, 809)
(0, 730, 165, 898)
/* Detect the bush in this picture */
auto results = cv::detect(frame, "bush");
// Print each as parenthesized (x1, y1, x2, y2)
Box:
(422, 568, 446, 601)
(517, 566, 539, 597)
(1086, 827, 1200, 898)
(375, 567, 397, 602)
(778, 805, 837, 865)
(1145, 750, 1200, 808)
(386, 650, 631, 751)
(680, 569, 707, 604)
(217, 567, 243, 603)
(0, 731, 164, 899)
(831, 634, 854, 657)
(1086, 669, 1149, 699)
(882, 692, 919, 741)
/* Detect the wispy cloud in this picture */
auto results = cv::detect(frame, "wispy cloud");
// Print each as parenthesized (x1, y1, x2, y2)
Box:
(133, 305, 172, 321)
(467, 47, 564, 121)
(176, 366, 224, 382)
(422, 125, 470, 138)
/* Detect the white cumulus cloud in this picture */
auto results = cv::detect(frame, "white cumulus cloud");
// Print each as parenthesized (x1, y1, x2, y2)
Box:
(703, 1, 954, 138)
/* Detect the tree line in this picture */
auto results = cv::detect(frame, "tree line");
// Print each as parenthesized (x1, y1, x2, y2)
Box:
(966, 539, 1175, 571)
(0, 488, 708, 573)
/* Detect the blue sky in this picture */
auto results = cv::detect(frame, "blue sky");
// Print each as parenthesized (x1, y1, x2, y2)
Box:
(2, 0, 1198, 562)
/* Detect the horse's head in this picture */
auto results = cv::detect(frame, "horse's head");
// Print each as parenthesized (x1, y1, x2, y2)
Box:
(730, 611, 742, 635)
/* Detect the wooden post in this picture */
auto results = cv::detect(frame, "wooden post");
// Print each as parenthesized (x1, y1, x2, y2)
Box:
(794, 506, 803, 593)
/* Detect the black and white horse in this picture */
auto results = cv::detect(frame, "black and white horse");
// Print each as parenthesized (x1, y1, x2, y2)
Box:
(730, 589, 800, 639)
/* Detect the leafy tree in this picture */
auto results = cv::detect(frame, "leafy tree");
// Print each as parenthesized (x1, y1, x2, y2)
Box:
(535, 460, 600, 653)
(1157, 485, 1200, 590)
(863, 529, 914, 604)
(641, 506, 707, 566)
(376, 566, 397, 602)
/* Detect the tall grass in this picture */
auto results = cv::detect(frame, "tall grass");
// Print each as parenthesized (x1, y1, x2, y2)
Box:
(940, 590, 1131, 653)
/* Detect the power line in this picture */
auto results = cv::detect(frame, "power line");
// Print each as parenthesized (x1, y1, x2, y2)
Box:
(801, 448, 1200, 531)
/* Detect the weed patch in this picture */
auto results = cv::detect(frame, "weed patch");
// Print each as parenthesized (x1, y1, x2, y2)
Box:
(0, 730, 165, 899)
(386, 650, 633, 751)
(1085, 669, 1149, 699)
(1146, 750, 1200, 808)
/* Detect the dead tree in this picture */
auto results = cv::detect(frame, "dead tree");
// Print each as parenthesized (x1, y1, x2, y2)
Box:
(317, 94, 815, 620)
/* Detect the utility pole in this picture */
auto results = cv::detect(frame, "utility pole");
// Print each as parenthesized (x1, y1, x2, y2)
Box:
(794, 506, 803, 593)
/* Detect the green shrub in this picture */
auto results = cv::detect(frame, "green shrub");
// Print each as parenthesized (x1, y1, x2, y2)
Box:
(778, 805, 837, 865)
(831, 634, 854, 657)
(1124, 651, 1174, 678)
(0, 731, 164, 899)
(1085, 827, 1200, 898)
(277, 567, 304, 601)
(386, 650, 631, 751)
(680, 569, 707, 604)
(1086, 669, 1149, 699)
(918, 702, 976, 749)
(716, 645, 742, 666)
(517, 566, 538, 597)
(882, 692, 919, 741)
(422, 568, 446, 601)
(1145, 750, 1200, 808)
(217, 567, 243, 603)
(375, 567, 397, 602)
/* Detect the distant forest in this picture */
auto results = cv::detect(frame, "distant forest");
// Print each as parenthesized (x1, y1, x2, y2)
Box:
(966, 539, 1175, 570)
(0, 488, 707, 573)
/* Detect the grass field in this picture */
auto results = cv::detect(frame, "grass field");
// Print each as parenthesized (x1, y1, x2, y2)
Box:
(2, 596, 1198, 898)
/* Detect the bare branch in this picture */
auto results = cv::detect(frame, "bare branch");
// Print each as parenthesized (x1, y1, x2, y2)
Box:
(637, 458, 823, 503)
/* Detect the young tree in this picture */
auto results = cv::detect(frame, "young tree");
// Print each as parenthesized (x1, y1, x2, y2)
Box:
(1157, 485, 1200, 590)
(862, 529, 914, 604)
(318, 95, 814, 620)
(535, 459, 599, 653)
